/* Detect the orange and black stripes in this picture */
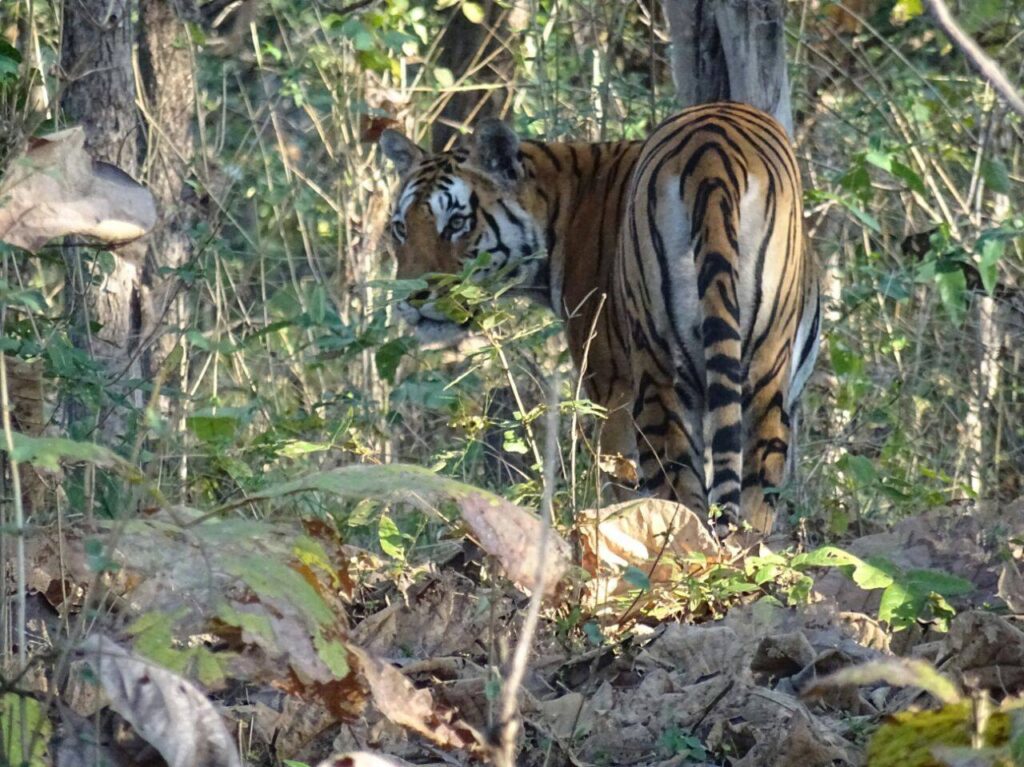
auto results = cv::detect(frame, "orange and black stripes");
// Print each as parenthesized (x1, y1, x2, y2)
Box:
(380, 101, 819, 534)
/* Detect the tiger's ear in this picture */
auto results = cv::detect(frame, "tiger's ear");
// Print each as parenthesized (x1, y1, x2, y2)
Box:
(472, 119, 522, 185)
(379, 130, 425, 174)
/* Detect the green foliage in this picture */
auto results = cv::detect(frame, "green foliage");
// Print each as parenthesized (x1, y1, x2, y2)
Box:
(1, 0, 1023, 759)
(658, 727, 708, 760)
(1, 693, 49, 767)
(128, 611, 231, 687)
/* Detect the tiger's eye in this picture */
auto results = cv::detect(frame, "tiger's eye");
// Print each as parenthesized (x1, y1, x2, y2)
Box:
(391, 220, 407, 239)
(448, 214, 467, 231)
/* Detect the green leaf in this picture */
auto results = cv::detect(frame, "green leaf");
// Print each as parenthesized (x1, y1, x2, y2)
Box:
(2, 693, 49, 767)
(839, 163, 872, 200)
(891, 0, 924, 24)
(277, 440, 330, 458)
(0, 40, 23, 69)
(837, 454, 878, 486)
(307, 284, 327, 325)
(357, 49, 393, 73)
(375, 337, 415, 384)
(461, 1, 486, 23)
(583, 620, 604, 646)
(934, 266, 968, 325)
(844, 202, 882, 234)
(791, 546, 894, 590)
(878, 580, 916, 627)
(187, 414, 239, 444)
(434, 67, 455, 88)
(222, 555, 335, 627)
(85, 537, 121, 575)
(217, 603, 276, 643)
(312, 633, 349, 677)
(623, 566, 651, 591)
(235, 462, 497, 507)
(378, 514, 406, 560)
(890, 160, 926, 194)
(502, 431, 529, 455)
(978, 238, 1004, 295)
(980, 157, 1011, 194)
(904, 569, 974, 597)
(830, 343, 864, 377)
(4, 431, 132, 474)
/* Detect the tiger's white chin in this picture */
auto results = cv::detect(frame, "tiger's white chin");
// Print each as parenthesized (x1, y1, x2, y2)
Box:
(398, 299, 470, 346)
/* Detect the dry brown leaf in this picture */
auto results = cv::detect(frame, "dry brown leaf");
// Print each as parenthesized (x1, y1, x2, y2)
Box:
(0, 127, 156, 252)
(352, 571, 512, 660)
(940, 610, 1024, 693)
(79, 635, 242, 767)
(576, 499, 721, 597)
(457, 492, 571, 597)
(533, 692, 590, 740)
(998, 559, 1024, 613)
(347, 644, 486, 758)
(597, 453, 639, 486)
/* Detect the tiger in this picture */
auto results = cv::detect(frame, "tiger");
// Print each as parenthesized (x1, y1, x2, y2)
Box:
(379, 101, 820, 534)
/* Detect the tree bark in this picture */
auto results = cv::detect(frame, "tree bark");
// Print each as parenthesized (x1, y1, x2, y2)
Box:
(430, 1, 521, 152)
(60, 0, 144, 440)
(138, 0, 196, 379)
(660, 0, 793, 134)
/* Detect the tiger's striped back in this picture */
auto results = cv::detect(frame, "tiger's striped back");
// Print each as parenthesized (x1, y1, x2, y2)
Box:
(615, 103, 818, 531)
(380, 101, 819, 534)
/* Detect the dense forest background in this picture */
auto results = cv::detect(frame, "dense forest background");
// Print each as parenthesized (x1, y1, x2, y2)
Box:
(2, 0, 1022, 524)
(0, 1, 1023, 765)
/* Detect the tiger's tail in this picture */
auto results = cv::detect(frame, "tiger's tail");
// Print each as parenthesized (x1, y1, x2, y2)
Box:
(694, 180, 744, 525)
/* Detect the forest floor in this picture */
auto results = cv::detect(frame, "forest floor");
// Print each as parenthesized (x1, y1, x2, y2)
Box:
(19, 486, 1024, 767)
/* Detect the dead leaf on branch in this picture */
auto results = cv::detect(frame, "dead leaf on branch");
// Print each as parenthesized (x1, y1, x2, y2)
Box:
(0, 127, 156, 252)
(246, 464, 573, 598)
(78, 634, 242, 767)
(457, 491, 570, 597)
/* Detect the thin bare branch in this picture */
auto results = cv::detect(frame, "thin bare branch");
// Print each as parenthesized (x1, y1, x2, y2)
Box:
(491, 373, 560, 767)
(924, 0, 1024, 119)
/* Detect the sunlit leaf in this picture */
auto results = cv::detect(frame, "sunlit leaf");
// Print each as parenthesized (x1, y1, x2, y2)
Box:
(2, 693, 49, 767)
(891, 0, 924, 25)
(791, 545, 894, 590)
(378, 514, 406, 560)
(461, 2, 485, 23)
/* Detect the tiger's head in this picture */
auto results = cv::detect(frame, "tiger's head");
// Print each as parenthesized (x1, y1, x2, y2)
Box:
(379, 120, 544, 343)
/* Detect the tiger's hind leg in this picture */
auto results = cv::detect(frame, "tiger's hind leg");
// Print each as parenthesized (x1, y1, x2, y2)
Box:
(742, 351, 794, 535)
(631, 361, 707, 515)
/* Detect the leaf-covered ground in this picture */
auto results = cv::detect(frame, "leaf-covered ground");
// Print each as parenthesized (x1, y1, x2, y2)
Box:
(18, 480, 1024, 767)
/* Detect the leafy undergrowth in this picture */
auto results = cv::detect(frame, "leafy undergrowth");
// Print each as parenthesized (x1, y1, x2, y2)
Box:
(8, 461, 1024, 767)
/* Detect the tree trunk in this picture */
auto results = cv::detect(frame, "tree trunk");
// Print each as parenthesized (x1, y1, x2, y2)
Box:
(60, 0, 144, 441)
(430, 1, 521, 152)
(660, 0, 793, 134)
(138, 0, 196, 378)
